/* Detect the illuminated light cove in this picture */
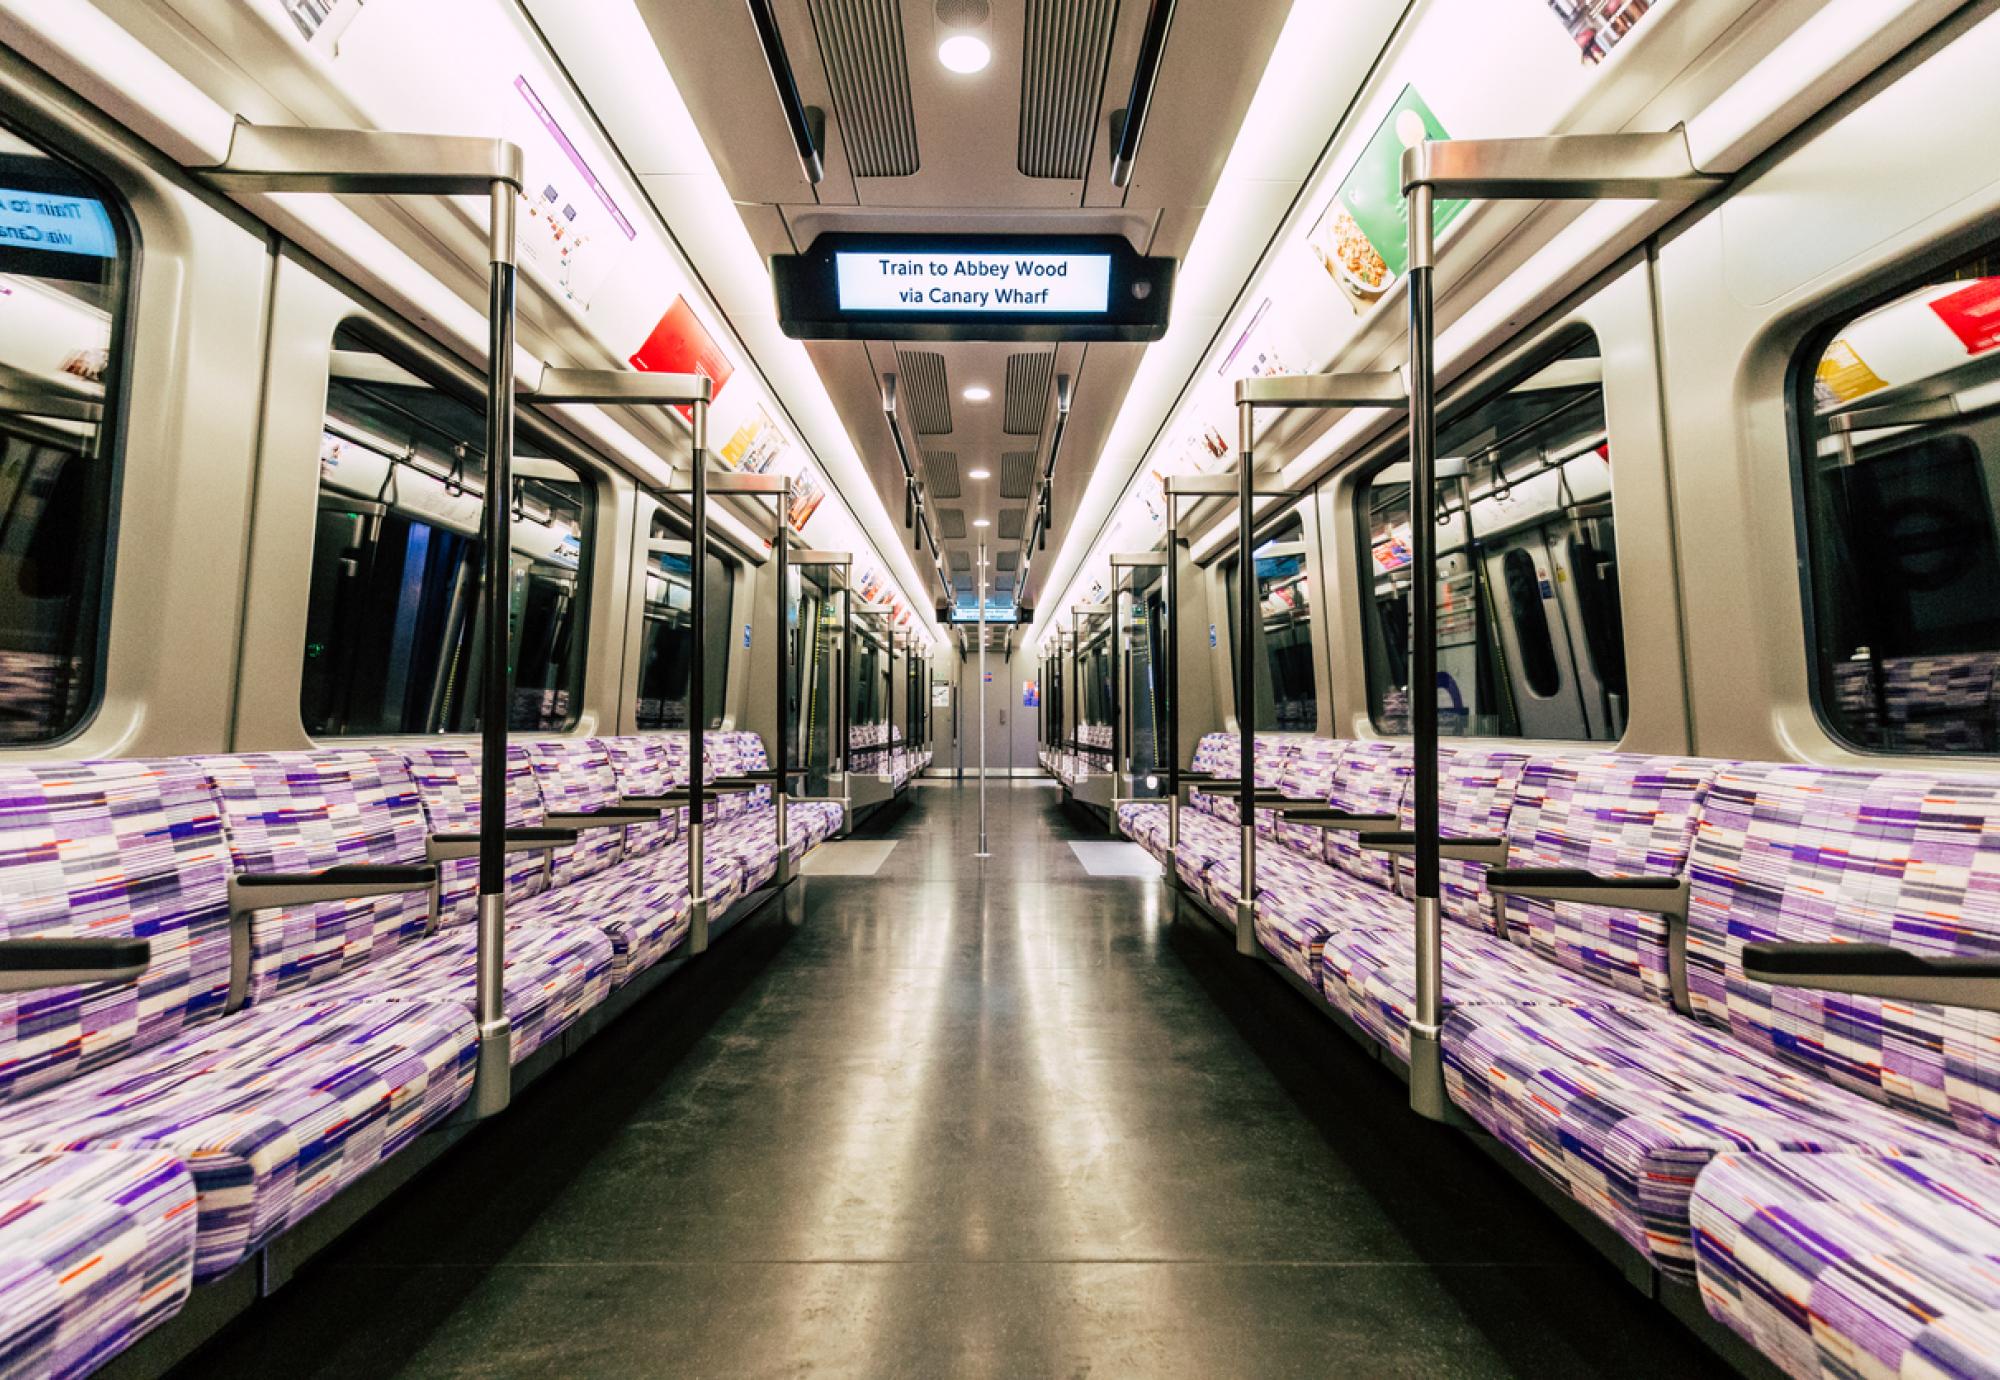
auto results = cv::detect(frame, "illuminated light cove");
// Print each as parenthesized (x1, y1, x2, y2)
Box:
(835, 251, 1111, 314)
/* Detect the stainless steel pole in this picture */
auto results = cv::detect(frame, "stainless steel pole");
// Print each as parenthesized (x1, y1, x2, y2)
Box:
(977, 540, 989, 857)
(1234, 400, 1257, 957)
(688, 397, 710, 954)
(473, 180, 517, 1116)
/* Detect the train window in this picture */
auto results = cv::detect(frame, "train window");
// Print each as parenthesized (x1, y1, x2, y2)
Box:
(0, 127, 129, 745)
(1225, 512, 1317, 730)
(1798, 254, 2000, 755)
(304, 325, 592, 736)
(634, 511, 734, 731)
(1359, 331, 1625, 741)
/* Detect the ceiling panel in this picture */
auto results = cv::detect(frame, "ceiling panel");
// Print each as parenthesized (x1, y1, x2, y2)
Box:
(998, 449, 1035, 500)
(895, 349, 954, 433)
(808, 0, 922, 177)
(923, 449, 961, 498)
(937, 506, 968, 539)
(1018, 0, 1117, 179)
(996, 506, 1025, 541)
(1003, 350, 1055, 433)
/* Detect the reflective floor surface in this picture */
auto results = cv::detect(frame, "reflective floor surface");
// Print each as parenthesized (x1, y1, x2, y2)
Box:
(186, 782, 1730, 1378)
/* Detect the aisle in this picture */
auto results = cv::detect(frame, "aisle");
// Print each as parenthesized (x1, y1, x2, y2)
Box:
(189, 781, 1727, 1378)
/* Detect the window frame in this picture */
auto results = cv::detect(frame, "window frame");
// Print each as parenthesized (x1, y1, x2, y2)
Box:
(303, 317, 600, 739)
(1786, 246, 2000, 760)
(0, 117, 141, 749)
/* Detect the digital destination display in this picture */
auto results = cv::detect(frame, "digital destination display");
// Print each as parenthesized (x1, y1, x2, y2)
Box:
(834, 251, 1111, 315)
(0, 186, 117, 259)
(774, 233, 1174, 343)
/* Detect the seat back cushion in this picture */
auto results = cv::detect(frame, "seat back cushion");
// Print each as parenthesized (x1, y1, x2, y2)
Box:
(599, 736, 679, 856)
(397, 743, 550, 925)
(1504, 753, 1720, 1004)
(1394, 746, 1529, 928)
(1321, 741, 1412, 889)
(0, 760, 232, 1105)
(521, 739, 629, 887)
(1268, 737, 1345, 858)
(199, 750, 430, 1003)
(1686, 763, 2000, 1148)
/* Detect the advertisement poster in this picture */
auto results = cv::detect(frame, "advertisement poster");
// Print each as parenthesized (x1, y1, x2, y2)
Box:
(1814, 337, 1889, 410)
(786, 464, 826, 532)
(1929, 277, 2000, 356)
(278, 0, 363, 47)
(718, 406, 787, 474)
(629, 296, 735, 418)
(507, 77, 638, 314)
(1305, 86, 1467, 315)
(1023, 680, 1039, 709)
(1544, 0, 1660, 66)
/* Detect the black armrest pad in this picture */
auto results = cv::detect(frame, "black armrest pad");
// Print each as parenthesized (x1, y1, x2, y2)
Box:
(0, 937, 151, 972)
(1744, 941, 2000, 981)
(720, 769, 780, 783)
(1487, 868, 1682, 891)
(553, 806, 664, 822)
(1361, 830, 1417, 845)
(236, 864, 438, 888)
(433, 827, 579, 845)
(1287, 810, 1395, 823)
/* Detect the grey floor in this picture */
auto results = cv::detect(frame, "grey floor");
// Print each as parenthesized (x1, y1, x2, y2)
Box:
(187, 783, 1730, 1378)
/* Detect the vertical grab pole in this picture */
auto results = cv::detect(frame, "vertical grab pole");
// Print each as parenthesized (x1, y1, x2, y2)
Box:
(473, 180, 518, 1116)
(977, 542, 990, 857)
(775, 483, 792, 884)
(1234, 399, 1258, 956)
(1405, 178, 1447, 1120)
(688, 397, 711, 954)
(1166, 492, 1180, 853)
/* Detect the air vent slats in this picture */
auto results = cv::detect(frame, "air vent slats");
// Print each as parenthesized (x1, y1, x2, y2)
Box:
(1003, 353, 1054, 434)
(1018, 0, 1117, 179)
(896, 351, 953, 434)
(923, 451, 960, 499)
(999, 451, 1036, 500)
(995, 551, 1019, 572)
(809, 0, 920, 178)
(997, 507, 1025, 540)
(950, 550, 973, 571)
(937, 507, 968, 540)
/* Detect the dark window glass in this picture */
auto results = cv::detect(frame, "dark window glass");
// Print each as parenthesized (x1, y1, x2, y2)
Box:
(634, 512, 733, 731)
(1800, 255, 2000, 753)
(1225, 513, 1318, 731)
(303, 325, 591, 736)
(0, 128, 129, 744)
(1359, 331, 1623, 741)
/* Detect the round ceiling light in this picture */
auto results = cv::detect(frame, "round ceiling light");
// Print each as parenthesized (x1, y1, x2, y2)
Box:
(968, 467, 991, 480)
(937, 31, 991, 73)
(973, 517, 991, 528)
(962, 384, 991, 401)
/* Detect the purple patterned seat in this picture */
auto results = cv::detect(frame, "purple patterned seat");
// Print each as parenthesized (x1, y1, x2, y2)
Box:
(1117, 801, 1170, 864)
(1390, 745, 1531, 932)
(1264, 737, 1345, 857)
(396, 744, 555, 925)
(1443, 763, 2000, 1279)
(1692, 1150, 2000, 1380)
(0, 1150, 196, 1378)
(519, 739, 631, 886)
(198, 750, 613, 1064)
(595, 736, 680, 857)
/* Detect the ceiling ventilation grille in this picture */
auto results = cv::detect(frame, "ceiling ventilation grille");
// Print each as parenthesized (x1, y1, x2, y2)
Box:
(950, 549, 973, 571)
(999, 451, 1036, 500)
(923, 450, 961, 499)
(937, 507, 968, 539)
(1003, 352, 1054, 433)
(808, 0, 921, 178)
(995, 550, 1019, 572)
(997, 506, 1025, 540)
(1017, 0, 1116, 179)
(896, 350, 953, 433)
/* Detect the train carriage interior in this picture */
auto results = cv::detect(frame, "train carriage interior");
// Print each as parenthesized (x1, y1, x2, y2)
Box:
(3, 1, 2000, 1377)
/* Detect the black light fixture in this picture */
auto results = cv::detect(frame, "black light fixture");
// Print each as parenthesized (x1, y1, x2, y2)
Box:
(1109, 0, 1177, 189)
(745, 0, 825, 185)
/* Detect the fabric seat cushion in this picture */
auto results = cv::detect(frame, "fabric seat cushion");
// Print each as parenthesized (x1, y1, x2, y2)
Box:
(395, 744, 555, 926)
(1443, 1001, 1993, 1277)
(0, 997, 474, 1280)
(1117, 802, 1170, 864)
(1692, 1150, 2000, 1380)
(1320, 920, 1644, 1064)
(278, 920, 613, 1062)
(0, 1149, 197, 1380)
(525, 840, 744, 981)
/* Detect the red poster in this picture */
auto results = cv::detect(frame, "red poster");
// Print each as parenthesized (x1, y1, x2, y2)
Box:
(628, 297, 735, 417)
(1929, 278, 2000, 356)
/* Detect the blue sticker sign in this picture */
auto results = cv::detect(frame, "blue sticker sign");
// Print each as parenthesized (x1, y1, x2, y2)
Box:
(1209, 623, 1218, 649)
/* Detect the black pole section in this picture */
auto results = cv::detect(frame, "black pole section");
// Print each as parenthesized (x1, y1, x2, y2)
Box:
(1166, 502, 1179, 837)
(775, 496, 790, 858)
(744, 0, 824, 184)
(689, 402, 709, 950)
(1108, 602, 1120, 787)
(1109, 0, 1178, 189)
(841, 589, 852, 775)
(1235, 400, 1257, 954)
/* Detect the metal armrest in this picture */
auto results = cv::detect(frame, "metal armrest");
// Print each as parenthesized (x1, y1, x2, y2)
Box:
(427, 827, 579, 861)
(1358, 831, 1508, 863)
(1744, 941, 2000, 1012)
(225, 864, 439, 1012)
(718, 769, 780, 784)
(1487, 868, 1693, 1013)
(0, 937, 151, 993)
(543, 806, 665, 828)
(1281, 809, 1400, 834)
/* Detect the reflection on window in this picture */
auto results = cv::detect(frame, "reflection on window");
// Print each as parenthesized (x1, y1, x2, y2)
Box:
(635, 513, 732, 731)
(1360, 331, 1624, 741)
(0, 129, 127, 744)
(1128, 566, 1165, 786)
(1225, 513, 1318, 731)
(303, 325, 590, 736)
(1801, 257, 2000, 754)
(789, 566, 840, 794)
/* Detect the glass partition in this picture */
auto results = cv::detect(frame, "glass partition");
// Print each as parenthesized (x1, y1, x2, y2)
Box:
(1358, 331, 1622, 741)
(1225, 512, 1317, 731)
(305, 324, 591, 736)
(1124, 563, 1164, 790)
(790, 563, 842, 795)
(635, 511, 733, 731)
(849, 607, 891, 769)
(1075, 608, 1113, 763)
